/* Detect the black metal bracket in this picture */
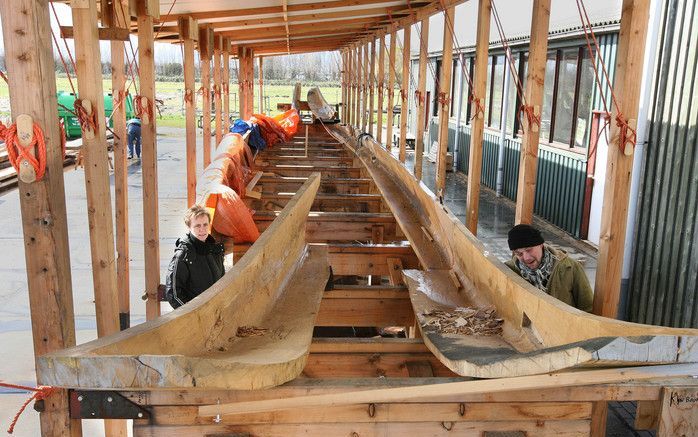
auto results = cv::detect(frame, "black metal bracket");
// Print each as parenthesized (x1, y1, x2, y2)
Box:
(69, 390, 150, 420)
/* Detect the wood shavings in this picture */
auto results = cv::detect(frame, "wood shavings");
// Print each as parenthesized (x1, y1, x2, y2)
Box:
(421, 306, 503, 336)
(236, 325, 269, 337)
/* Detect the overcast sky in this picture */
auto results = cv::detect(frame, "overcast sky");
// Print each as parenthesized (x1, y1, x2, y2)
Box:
(0, 3, 184, 63)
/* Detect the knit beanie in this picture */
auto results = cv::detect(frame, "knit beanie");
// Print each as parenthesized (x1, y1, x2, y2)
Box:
(508, 224, 544, 250)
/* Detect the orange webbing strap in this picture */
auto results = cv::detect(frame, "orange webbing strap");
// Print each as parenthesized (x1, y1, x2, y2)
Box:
(73, 99, 97, 136)
(134, 95, 154, 122)
(0, 382, 56, 434)
(184, 88, 195, 104)
(2, 120, 47, 181)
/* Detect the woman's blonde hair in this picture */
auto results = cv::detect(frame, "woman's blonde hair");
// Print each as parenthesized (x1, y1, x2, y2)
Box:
(184, 204, 211, 227)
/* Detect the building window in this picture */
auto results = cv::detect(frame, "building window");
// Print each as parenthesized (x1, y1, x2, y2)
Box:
(489, 55, 505, 129)
(433, 60, 441, 117)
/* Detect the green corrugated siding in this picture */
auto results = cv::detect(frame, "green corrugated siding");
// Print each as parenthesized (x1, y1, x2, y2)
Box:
(429, 118, 587, 237)
(628, 0, 698, 328)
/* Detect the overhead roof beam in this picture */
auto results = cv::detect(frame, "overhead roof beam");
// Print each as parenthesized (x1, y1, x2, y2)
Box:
(163, 0, 409, 22)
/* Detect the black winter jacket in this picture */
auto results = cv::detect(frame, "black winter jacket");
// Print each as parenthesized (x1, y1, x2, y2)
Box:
(165, 232, 225, 308)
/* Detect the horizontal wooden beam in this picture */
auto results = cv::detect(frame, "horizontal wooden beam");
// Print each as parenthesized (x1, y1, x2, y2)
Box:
(162, 0, 409, 22)
(317, 286, 414, 326)
(146, 400, 591, 425)
(221, 17, 384, 40)
(135, 420, 591, 435)
(254, 212, 398, 243)
(60, 25, 130, 41)
(229, 243, 420, 274)
(257, 176, 372, 195)
(201, 364, 698, 416)
(248, 192, 384, 213)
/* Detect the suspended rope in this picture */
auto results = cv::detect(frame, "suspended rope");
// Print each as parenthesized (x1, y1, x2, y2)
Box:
(491, 0, 540, 132)
(0, 382, 57, 434)
(575, 0, 636, 153)
(73, 99, 98, 136)
(0, 70, 7, 84)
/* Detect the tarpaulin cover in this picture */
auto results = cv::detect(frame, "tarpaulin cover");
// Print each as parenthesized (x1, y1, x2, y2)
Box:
(250, 109, 300, 148)
(197, 133, 259, 243)
(230, 119, 267, 151)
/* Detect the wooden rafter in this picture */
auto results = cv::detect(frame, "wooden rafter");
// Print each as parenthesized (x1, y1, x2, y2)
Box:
(162, 0, 413, 22)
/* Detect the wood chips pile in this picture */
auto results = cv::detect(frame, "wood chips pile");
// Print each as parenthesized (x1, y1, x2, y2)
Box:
(236, 325, 269, 337)
(421, 307, 503, 336)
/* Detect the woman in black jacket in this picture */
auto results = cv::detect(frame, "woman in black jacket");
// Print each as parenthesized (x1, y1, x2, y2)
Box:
(165, 205, 225, 308)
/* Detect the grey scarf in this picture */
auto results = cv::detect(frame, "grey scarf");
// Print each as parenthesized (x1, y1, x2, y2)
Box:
(517, 247, 557, 291)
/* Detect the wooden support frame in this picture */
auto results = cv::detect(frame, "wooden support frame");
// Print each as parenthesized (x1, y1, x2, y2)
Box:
(258, 56, 264, 113)
(73, 1, 126, 435)
(213, 35, 223, 145)
(0, 1, 79, 434)
(357, 44, 364, 129)
(398, 25, 410, 163)
(179, 17, 198, 206)
(362, 42, 370, 131)
(368, 39, 376, 136)
(138, 2, 162, 321)
(353, 45, 360, 127)
(593, 0, 651, 318)
(111, 0, 130, 330)
(435, 8, 454, 198)
(513, 0, 551, 225)
(465, 0, 491, 233)
(72, 0, 121, 338)
(341, 50, 347, 123)
(414, 18, 429, 181)
(376, 34, 386, 144)
(223, 38, 231, 132)
(199, 25, 214, 166)
(386, 30, 397, 151)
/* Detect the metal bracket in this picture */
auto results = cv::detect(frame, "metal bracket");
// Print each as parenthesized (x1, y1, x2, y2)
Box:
(69, 390, 150, 420)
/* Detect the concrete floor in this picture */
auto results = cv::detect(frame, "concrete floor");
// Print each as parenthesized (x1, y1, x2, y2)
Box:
(0, 127, 648, 436)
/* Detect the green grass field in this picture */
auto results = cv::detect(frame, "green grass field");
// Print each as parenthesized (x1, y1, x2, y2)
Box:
(0, 77, 342, 128)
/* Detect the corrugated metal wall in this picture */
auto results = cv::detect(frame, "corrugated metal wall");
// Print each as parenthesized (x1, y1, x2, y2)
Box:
(429, 118, 587, 237)
(628, 0, 698, 328)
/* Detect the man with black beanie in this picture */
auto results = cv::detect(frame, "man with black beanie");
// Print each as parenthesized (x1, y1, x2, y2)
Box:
(505, 224, 593, 312)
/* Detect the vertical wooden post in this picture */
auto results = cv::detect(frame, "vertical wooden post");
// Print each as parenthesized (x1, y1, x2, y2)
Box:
(199, 26, 213, 166)
(223, 38, 230, 132)
(137, 1, 161, 321)
(465, 0, 492, 231)
(72, 0, 120, 337)
(357, 44, 364, 129)
(514, 0, 551, 225)
(258, 56, 264, 113)
(436, 11, 453, 196)
(341, 50, 347, 123)
(344, 47, 354, 126)
(414, 18, 429, 181)
(386, 30, 397, 150)
(376, 34, 386, 144)
(110, 0, 130, 331)
(0, 1, 81, 435)
(237, 48, 246, 119)
(593, 0, 651, 318)
(73, 1, 126, 434)
(399, 25, 411, 163)
(247, 51, 255, 117)
(352, 45, 359, 127)
(362, 42, 370, 131)
(368, 39, 376, 136)
(179, 17, 198, 207)
(213, 35, 223, 146)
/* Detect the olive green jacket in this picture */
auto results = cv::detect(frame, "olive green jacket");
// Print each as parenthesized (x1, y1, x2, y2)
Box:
(505, 245, 594, 312)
